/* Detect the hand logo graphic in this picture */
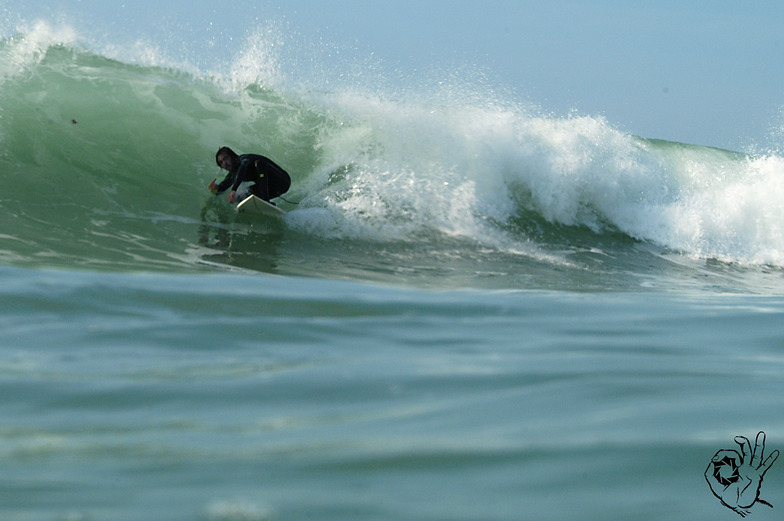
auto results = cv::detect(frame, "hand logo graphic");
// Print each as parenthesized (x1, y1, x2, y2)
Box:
(705, 431, 779, 517)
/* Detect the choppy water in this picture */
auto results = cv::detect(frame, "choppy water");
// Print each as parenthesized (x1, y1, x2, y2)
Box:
(1, 20, 784, 521)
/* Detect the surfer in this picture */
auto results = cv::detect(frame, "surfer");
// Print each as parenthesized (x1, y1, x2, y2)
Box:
(209, 146, 291, 204)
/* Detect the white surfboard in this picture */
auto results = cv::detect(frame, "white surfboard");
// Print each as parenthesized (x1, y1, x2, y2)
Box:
(236, 195, 286, 217)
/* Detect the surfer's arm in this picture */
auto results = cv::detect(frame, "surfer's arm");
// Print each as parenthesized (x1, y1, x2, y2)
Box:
(212, 173, 234, 193)
(231, 157, 254, 192)
(222, 157, 252, 203)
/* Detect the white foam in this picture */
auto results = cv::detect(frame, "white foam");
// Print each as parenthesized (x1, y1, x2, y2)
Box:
(205, 499, 272, 521)
(293, 86, 784, 266)
(0, 20, 78, 83)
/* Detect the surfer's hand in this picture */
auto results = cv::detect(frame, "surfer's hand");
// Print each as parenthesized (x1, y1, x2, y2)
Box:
(705, 431, 778, 516)
(228, 190, 237, 204)
(208, 178, 218, 193)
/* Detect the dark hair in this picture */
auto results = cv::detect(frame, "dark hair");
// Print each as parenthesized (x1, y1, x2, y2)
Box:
(215, 146, 239, 167)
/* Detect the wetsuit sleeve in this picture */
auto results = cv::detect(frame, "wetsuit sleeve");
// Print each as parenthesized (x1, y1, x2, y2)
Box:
(231, 157, 255, 192)
(215, 172, 234, 193)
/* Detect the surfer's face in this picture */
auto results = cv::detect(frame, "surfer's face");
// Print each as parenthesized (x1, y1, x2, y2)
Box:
(217, 153, 234, 171)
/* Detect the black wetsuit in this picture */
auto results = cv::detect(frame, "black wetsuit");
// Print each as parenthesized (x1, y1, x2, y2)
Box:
(215, 154, 291, 201)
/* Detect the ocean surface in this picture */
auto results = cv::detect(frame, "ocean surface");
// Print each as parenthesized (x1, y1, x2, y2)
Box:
(2, 20, 784, 521)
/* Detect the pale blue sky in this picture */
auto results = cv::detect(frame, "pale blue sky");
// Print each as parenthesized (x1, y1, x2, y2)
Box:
(3, 0, 784, 150)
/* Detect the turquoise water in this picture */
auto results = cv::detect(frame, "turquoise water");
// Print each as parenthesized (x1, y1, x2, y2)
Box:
(3, 268, 784, 520)
(1, 21, 784, 521)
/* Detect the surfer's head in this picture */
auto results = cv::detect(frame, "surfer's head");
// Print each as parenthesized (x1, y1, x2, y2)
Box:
(216, 146, 239, 171)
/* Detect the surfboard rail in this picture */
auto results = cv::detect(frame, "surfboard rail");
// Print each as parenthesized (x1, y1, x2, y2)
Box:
(236, 195, 286, 217)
